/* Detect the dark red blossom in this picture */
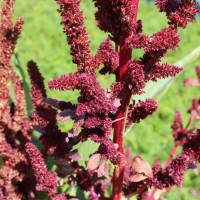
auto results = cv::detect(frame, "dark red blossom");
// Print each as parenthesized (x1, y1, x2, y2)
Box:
(152, 154, 190, 189)
(96, 38, 119, 74)
(28, 61, 71, 157)
(48, 72, 79, 91)
(55, 0, 94, 72)
(11, 72, 31, 145)
(109, 82, 124, 99)
(127, 99, 158, 126)
(0, 0, 23, 102)
(155, 0, 198, 28)
(98, 138, 126, 166)
(31, 107, 71, 156)
(0, 122, 32, 199)
(145, 63, 182, 81)
(125, 60, 145, 94)
(12, 72, 27, 124)
(49, 73, 117, 115)
(93, 0, 139, 44)
(145, 28, 180, 52)
(165, 154, 190, 187)
(27, 60, 47, 109)
(126, 33, 147, 49)
(84, 115, 112, 132)
(183, 131, 200, 162)
(139, 27, 181, 83)
(25, 142, 58, 197)
(140, 50, 166, 73)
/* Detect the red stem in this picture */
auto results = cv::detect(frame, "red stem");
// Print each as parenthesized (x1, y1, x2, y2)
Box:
(112, 1, 139, 199)
(164, 145, 178, 168)
(112, 44, 132, 200)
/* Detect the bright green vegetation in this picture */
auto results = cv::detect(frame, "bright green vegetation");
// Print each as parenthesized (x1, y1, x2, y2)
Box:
(9, 0, 200, 199)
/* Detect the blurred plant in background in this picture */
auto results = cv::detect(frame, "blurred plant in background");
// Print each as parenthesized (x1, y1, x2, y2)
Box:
(0, 0, 200, 199)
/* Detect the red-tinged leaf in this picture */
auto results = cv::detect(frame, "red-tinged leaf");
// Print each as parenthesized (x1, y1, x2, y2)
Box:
(72, 116, 85, 135)
(87, 153, 101, 171)
(184, 78, 199, 87)
(66, 150, 82, 160)
(45, 98, 60, 109)
(32, 125, 45, 134)
(97, 160, 109, 177)
(131, 155, 153, 179)
(189, 99, 200, 120)
(129, 172, 147, 182)
(55, 158, 74, 176)
(57, 109, 76, 122)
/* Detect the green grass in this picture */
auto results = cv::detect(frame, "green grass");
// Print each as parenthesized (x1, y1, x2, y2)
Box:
(3, 0, 200, 199)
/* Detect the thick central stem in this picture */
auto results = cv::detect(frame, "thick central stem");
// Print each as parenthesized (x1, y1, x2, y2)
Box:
(112, 1, 139, 199)
(112, 41, 132, 200)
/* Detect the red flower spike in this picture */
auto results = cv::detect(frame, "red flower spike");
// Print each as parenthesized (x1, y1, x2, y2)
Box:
(126, 33, 147, 49)
(155, 0, 198, 29)
(165, 154, 190, 187)
(145, 28, 180, 52)
(96, 38, 119, 74)
(12, 72, 27, 126)
(27, 60, 47, 109)
(25, 142, 58, 197)
(93, 0, 138, 44)
(89, 134, 126, 166)
(49, 73, 117, 116)
(55, 0, 94, 73)
(0, 0, 23, 102)
(183, 130, 200, 162)
(145, 63, 183, 82)
(127, 99, 158, 125)
(48, 73, 80, 91)
(152, 154, 190, 189)
(125, 60, 145, 95)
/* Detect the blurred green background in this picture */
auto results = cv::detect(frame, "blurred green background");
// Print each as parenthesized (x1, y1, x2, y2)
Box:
(7, 0, 200, 199)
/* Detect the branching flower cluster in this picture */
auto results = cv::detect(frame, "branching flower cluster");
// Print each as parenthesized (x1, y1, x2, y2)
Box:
(0, 0, 199, 199)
